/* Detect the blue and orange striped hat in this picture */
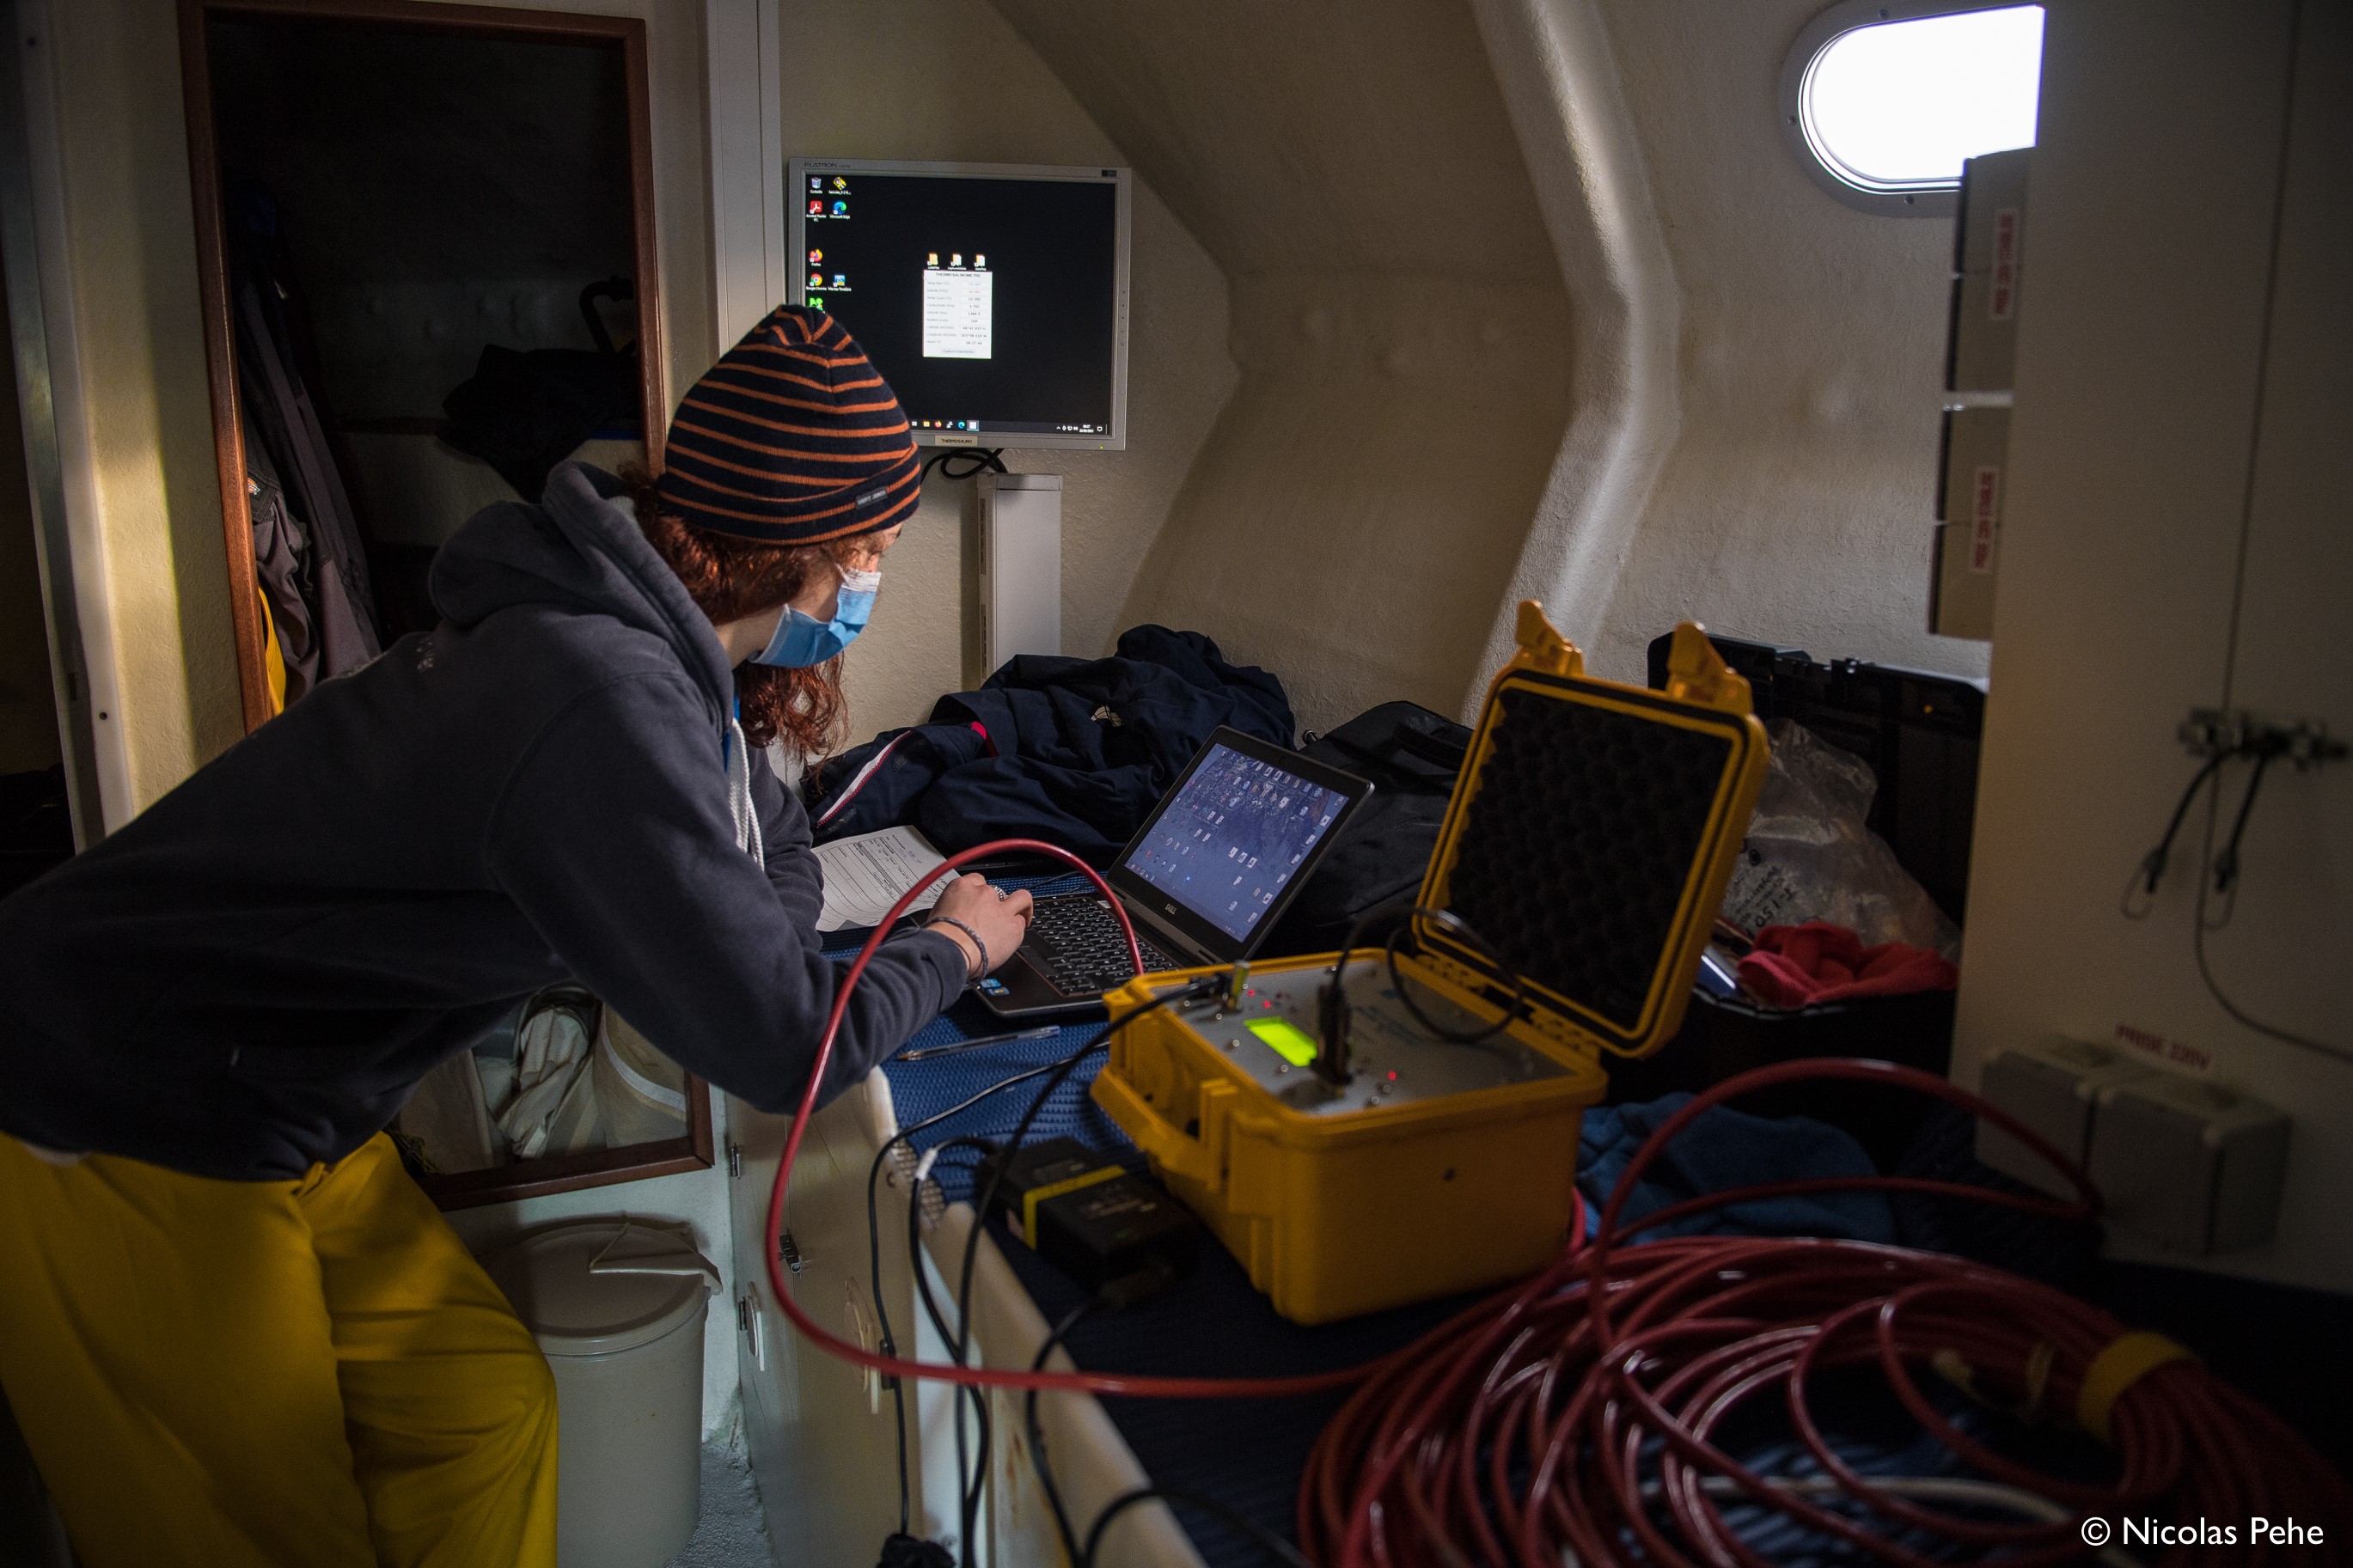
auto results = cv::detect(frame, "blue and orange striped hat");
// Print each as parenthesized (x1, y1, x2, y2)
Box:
(657, 305, 921, 545)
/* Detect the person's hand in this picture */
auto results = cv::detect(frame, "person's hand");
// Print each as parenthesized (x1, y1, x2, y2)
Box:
(926, 875, 1034, 980)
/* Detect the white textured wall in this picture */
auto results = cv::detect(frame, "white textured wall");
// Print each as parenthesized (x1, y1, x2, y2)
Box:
(776, 0, 1237, 741)
(992, 0, 1575, 735)
(1578, 0, 1985, 684)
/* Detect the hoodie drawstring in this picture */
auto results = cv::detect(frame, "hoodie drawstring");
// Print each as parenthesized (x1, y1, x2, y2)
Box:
(725, 705, 763, 863)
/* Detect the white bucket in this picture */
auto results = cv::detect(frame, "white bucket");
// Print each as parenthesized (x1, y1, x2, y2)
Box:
(484, 1220, 719, 1568)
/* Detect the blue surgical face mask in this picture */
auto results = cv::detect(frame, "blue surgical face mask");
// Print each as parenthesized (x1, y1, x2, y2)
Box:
(749, 564, 882, 668)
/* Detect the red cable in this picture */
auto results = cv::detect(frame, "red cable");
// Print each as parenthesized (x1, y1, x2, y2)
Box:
(1301, 1061, 2353, 1568)
(761, 837, 1380, 1398)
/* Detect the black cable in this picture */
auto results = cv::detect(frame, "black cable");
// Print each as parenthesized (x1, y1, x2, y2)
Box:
(1025, 1298, 1095, 1565)
(1079, 1486, 1312, 1568)
(2119, 752, 2227, 918)
(1381, 906, 1525, 1045)
(1317, 903, 1525, 1079)
(862, 1055, 1089, 1541)
(2189, 758, 2350, 1064)
(2208, 748, 2276, 906)
(2176, 0, 2346, 1064)
(919, 448, 1006, 485)
(899, 1140, 994, 1565)
(950, 979, 1218, 1559)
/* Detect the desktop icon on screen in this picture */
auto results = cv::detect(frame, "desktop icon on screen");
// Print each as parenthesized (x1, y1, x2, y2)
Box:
(831, 274, 846, 288)
(809, 177, 822, 192)
(808, 248, 822, 265)
(808, 273, 822, 289)
(927, 253, 939, 267)
(950, 253, 963, 268)
(832, 201, 848, 216)
(808, 199, 822, 215)
(832, 176, 849, 192)
(974, 253, 986, 269)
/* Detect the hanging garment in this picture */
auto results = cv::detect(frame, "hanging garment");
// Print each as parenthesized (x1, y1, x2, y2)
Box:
(807, 626, 1297, 857)
(244, 437, 321, 704)
(227, 180, 382, 676)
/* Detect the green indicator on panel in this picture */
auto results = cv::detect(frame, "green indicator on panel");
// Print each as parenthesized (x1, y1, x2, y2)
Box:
(1246, 1016, 1319, 1067)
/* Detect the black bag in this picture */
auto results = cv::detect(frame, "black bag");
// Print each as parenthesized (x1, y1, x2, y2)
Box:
(1256, 701, 1471, 959)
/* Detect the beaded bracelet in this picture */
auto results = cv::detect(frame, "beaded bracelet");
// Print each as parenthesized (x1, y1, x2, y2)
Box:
(926, 914, 989, 985)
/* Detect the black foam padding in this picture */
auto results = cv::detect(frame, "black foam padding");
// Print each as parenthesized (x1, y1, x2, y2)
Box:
(1445, 686, 1734, 1032)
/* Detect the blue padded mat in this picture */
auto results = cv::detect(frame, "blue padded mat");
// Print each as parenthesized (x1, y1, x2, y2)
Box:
(832, 910, 1465, 1567)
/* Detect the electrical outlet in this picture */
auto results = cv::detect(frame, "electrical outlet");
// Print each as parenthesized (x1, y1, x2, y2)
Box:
(2088, 1074, 2290, 1254)
(1976, 1036, 2154, 1193)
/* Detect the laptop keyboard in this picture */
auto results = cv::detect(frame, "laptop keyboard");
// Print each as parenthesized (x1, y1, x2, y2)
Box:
(1024, 895, 1184, 996)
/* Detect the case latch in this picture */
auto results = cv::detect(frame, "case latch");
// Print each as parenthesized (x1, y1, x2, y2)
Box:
(1511, 601, 1585, 677)
(1658, 622, 1755, 716)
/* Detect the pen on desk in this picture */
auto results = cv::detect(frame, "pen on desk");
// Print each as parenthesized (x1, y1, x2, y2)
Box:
(896, 1025, 1062, 1063)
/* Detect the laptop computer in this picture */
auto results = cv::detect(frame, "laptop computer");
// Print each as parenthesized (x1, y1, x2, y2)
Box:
(975, 727, 1373, 1018)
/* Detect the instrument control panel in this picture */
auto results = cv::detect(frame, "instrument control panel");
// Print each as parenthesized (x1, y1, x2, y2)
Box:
(1153, 959, 1570, 1117)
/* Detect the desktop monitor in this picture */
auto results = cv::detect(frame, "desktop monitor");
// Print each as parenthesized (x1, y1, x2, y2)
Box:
(786, 158, 1129, 451)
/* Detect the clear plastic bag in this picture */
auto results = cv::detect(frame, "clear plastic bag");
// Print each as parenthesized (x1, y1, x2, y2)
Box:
(1719, 720, 1962, 958)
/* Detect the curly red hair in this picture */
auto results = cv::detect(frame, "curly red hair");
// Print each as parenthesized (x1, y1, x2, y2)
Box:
(619, 463, 854, 758)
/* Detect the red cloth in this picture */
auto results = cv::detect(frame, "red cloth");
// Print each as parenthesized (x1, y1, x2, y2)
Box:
(1734, 920, 1958, 1007)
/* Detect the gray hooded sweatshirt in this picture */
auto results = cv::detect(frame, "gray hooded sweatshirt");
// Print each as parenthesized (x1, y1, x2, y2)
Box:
(0, 463, 967, 1179)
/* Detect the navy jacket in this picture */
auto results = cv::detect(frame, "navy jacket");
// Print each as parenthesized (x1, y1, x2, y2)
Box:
(0, 463, 965, 1180)
(810, 627, 1295, 857)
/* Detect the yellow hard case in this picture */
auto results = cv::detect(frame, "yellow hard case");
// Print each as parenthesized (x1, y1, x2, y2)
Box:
(1091, 605, 1771, 1324)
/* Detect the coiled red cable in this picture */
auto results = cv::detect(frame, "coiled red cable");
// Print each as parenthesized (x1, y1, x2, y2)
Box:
(1299, 1059, 2353, 1566)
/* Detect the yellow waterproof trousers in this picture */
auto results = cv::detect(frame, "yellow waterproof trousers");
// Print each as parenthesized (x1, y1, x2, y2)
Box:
(0, 1132, 558, 1567)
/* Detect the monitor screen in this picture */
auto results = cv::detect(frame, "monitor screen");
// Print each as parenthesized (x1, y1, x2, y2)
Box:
(1122, 743, 1352, 943)
(788, 159, 1128, 451)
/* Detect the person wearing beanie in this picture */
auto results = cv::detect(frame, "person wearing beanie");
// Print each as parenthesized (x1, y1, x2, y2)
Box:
(0, 306, 1030, 1566)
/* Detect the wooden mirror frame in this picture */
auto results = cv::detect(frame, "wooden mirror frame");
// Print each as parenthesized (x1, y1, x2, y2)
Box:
(177, 0, 703, 1210)
(417, 1083, 715, 1210)
(177, 0, 669, 735)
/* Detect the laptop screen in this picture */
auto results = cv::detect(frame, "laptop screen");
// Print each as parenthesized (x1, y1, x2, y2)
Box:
(1121, 741, 1353, 943)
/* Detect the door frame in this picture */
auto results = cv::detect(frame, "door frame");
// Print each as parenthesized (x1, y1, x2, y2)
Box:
(0, 0, 125, 842)
(176, 0, 669, 732)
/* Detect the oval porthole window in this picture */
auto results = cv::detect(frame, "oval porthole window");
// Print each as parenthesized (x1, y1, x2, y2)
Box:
(1781, 2, 2044, 217)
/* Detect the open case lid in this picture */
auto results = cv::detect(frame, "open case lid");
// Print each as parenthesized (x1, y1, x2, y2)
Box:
(1413, 605, 1769, 1059)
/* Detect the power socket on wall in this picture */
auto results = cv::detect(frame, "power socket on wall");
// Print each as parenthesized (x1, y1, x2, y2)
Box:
(1977, 1036, 2290, 1255)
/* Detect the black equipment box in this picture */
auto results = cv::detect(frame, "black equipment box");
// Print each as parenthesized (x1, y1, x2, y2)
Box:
(1623, 632, 1989, 1166)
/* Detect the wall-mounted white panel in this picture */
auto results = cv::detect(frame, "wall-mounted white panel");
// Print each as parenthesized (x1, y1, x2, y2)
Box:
(1955, 0, 2352, 1290)
(979, 472, 1061, 671)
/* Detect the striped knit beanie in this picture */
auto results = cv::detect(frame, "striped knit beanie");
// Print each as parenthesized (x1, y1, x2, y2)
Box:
(658, 305, 921, 544)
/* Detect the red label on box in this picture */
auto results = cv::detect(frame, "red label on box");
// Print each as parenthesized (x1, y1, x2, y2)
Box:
(1971, 465, 2001, 572)
(1989, 209, 2019, 320)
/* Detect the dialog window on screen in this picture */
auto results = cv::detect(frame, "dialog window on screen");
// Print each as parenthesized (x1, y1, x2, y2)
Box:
(1125, 747, 1346, 943)
(800, 173, 1116, 436)
(922, 259, 993, 358)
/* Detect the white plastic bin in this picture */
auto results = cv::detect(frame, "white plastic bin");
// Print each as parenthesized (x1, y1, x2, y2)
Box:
(484, 1219, 719, 1568)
